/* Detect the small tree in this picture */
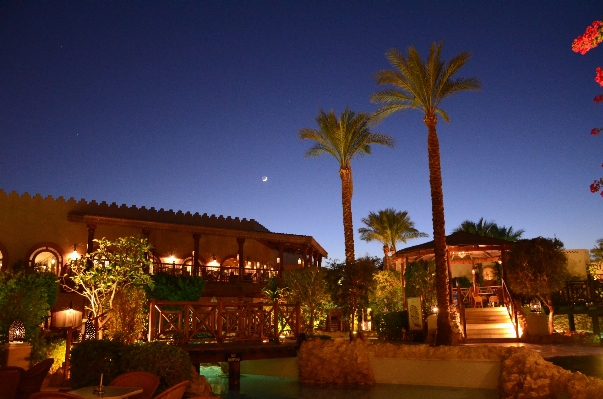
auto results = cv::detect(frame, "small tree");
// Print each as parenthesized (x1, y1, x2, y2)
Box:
(282, 267, 332, 334)
(65, 237, 153, 336)
(370, 270, 404, 314)
(404, 260, 437, 318)
(326, 257, 377, 335)
(505, 237, 570, 333)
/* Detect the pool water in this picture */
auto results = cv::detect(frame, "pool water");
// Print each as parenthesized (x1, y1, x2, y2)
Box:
(201, 366, 499, 399)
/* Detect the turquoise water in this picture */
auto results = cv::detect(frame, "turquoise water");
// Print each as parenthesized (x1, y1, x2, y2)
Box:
(201, 366, 499, 399)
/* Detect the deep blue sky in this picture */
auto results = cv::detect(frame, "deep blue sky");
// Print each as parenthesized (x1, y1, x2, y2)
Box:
(1, 2, 602, 261)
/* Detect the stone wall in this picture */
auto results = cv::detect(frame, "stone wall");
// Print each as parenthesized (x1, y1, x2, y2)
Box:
(298, 339, 603, 398)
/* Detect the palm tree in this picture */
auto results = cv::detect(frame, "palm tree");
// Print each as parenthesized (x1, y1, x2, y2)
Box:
(454, 218, 524, 241)
(358, 208, 428, 270)
(371, 41, 481, 345)
(299, 108, 394, 265)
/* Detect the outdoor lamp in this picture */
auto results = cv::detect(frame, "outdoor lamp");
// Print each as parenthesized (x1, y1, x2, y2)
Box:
(529, 298, 542, 313)
(8, 320, 25, 343)
(298, 257, 302, 265)
(276, 257, 280, 264)
(70, 244, 78, 260)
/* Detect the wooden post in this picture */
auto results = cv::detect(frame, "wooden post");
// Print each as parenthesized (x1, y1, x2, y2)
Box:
(237, 238, 245, 282)
(193, 233, 200, 276)
(217, 301, 224, 344)
(278, 245, 284, 278)
(568, 314, 576, 332)
(64, 327, 73, 382)
(227, 353, 241, 390)
(148, 299, 156, 341)
(274, 300, 280, 344)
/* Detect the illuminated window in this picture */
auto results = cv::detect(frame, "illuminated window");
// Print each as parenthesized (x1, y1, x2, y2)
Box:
(29, 246, 63, 275)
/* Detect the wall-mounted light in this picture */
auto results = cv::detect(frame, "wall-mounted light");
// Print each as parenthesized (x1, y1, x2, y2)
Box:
(298, 257, 302, 265)
(69, 244, 79, 261)
(276, 257, 280, 264)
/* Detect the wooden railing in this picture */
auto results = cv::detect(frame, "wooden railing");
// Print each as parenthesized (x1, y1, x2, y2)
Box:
(150, 262, 278, 283)
(501, 279, 519, 338)
(557, 279, 603, 306)
(148, 299, 300, 344)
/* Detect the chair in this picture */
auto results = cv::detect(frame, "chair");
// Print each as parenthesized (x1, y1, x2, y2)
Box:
(29, 393, 81, 399)
(0, 368, 21, 399)
(16, 358, 54, 399)
(152, 381, 189, 399)
(109, 371, 160, 399)
(489, 295, 499, 307)
(473, 295, 483, 308)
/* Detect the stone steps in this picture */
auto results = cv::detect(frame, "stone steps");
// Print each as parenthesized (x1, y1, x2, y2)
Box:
(464, 307, 516, 340)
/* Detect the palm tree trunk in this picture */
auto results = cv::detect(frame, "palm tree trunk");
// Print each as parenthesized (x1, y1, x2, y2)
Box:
(340, 165, 355, 265)
(383, 245, 391, 270)
(424, 114, 452, 345)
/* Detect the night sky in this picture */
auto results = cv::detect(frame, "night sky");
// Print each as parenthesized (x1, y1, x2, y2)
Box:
(1, 2, 602, 261)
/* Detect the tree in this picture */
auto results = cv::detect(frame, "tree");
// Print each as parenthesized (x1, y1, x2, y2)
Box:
(571, 20, 603, 195)
(591, 238, 603, 262)
(65, 237, 153, 336)
(404, 260, 437, 319)
(505, 237, 570, 333)
(326, 256, 377, 336)
(358, 208, 428, 270)
(282, 268, 332, 334)
(370, 270, 404, 314)
(453, 217, 524, 241)
(371, 41, 481, 345)
(298, 108, 394, 265)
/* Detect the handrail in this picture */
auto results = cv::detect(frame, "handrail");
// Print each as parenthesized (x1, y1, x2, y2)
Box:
(501, 279, 519, 338)
(456, 283, 467, 338)
(147, 299, 300, 344)
(150, 262, 278, 283)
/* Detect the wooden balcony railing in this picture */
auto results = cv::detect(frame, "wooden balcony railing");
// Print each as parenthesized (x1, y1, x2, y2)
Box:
(150, 262, 278, 283)
(148, 299, 301, 344)
(556, 279, 603, 306)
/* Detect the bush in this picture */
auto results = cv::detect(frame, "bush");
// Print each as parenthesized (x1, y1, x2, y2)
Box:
(146, 273, 206, 301)
(121, 341, 191, 393)
(374, 311, 408, 340)
(0, 268, 59, 347)
(69, 340, 128, 389)
(105, 285, 148, 344)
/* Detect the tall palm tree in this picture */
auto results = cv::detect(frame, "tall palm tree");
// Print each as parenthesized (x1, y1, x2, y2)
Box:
(371, 41, 481, 345)
(358, 208, 428, 270)
(454, 218, 525, 241)
(299, 108, 394, 265)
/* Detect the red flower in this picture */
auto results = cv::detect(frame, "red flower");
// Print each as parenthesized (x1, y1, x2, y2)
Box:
(596, 67, 603, 86)
(595, 94, 603, 103)
(591, 128, 602, 135)
(573, 21, 603, 54)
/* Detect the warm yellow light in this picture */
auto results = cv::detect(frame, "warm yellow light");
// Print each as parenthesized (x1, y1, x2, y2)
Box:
(298, 257, 302, 265)
(276, 257, 280, 264)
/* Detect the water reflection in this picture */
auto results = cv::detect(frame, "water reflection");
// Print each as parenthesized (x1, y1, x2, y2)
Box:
(200, 366, 498, 399)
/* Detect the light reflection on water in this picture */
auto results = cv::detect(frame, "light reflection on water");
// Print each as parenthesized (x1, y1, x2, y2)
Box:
(201, 366, 499, 399)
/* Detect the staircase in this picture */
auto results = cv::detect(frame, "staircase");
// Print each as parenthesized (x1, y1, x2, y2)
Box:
(464, 307, 518, 342)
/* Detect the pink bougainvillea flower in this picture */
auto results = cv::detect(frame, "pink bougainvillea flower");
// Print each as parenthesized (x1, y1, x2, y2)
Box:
(591, 128, 602, 135)
(596, 67, 603, 86)
(573, 21, 603, 54)
(591, 178, 603, 196)
(595, 94, 603, 103)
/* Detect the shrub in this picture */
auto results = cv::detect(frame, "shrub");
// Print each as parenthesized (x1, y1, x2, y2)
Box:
(105, 285, 148, 344)
(374, 311, 408, 340)
(69, 340, 128, 389)
(0, 268, 59, 348)
(121, 341, 191, 393)
(146, 273, 206, 301)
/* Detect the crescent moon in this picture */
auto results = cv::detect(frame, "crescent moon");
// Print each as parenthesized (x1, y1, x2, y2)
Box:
(262, 176, 268, 182)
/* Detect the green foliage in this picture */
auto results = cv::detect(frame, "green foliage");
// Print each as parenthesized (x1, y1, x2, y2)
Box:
(146, 273, 206, 301)
(70, 340, 128, 389)
(282, 268, 333, 334)
(32, 338, 66, 373)
(453, 218, 524, 241)
(404, 260, 436, 317)
(66, 237, 153, 318)
(0, 269, 59, 345)
(105, 285, 148, 344)
(452, 276, 472, 288)
(262, 276, 287, 301)
(591, 239, 603, 262)
(121, 341, 192, 393)
(326, 257, 377, 332)
(370, 270, 403, 314)
(374, 311, 408, 340)
(506, 237, 569, 302)
(358, 208, 428, 252)
(70, 340, 191, 393)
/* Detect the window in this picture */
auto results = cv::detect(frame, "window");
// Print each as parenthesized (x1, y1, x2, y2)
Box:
(29, 246, 63, 275)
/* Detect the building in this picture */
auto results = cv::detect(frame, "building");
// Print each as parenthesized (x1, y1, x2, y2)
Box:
(0, 189, 327, 305)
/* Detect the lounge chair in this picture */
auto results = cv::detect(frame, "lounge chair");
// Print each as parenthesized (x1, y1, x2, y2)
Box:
(0, 368, 21, 399)
(151, 381, 189, 399)
(109, 371, 160, 399)
(16, 358, 54, 399)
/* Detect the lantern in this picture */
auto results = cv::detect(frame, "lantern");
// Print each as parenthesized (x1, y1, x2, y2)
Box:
(9, 320, 25, 343)
(529, 298, 542, 313)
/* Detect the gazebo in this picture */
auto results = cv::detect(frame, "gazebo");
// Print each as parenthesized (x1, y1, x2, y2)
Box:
(391, 231, 515, 302)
